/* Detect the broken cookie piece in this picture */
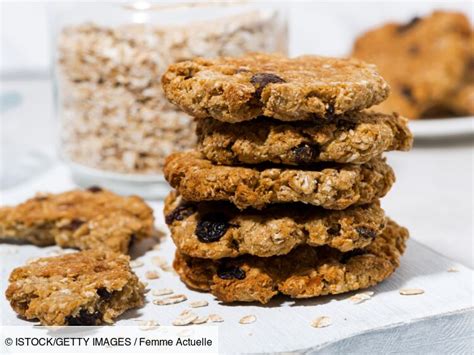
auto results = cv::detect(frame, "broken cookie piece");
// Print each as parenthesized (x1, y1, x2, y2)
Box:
(0, 188, 155, 253)
(5, 250, 145, 325)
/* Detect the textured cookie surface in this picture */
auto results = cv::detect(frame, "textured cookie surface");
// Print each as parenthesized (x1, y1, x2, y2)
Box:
(0, 187, 154, 253)
(164, 151, 395, 210)
(352, 11, 471, 118)
(164, 191, 386, 258)
(162, 53, 390, 122)
(197, 112, 412, 165)
(5, 250, 145, 325)
(173, 219, 408, 304)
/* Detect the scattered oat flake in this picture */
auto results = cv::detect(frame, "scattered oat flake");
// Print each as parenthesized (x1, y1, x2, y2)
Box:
(153, 294, 187, 305)
(209, 314, 224, 323)
(399, 288, 424, 295)
(145, 270, 160, 280)
(447, 267, 459, 272)
(173, 311, 198, 326)
(311, 316, 331, 328)
(152, 288, 173, 297)
(130, 260, 144, 268)
(349, 291, 374, 304)
(192, 316, 209, 325)
(152, 244, 161, 251)
(189, 300, 208, 308)
(151, 256, 173, 271)
(239, 315, 256, 324)
(137, 320, 159, 330)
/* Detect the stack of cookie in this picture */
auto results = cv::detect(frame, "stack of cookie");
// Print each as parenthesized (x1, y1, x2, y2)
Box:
(162, 53, 413, 304)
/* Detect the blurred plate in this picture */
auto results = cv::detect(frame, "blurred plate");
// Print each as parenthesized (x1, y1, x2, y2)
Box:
(408, 116, 474, 138)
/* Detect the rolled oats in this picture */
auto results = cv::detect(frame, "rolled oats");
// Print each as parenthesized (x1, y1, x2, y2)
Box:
(57, 9, 286, 174)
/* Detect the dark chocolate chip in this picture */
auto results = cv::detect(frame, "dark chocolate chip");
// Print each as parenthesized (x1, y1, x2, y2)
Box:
(66, 309, 102, 325)
(327, 223, 342, 236)
(340, 249, 366, 264)
(195, 214, 230, 243)
(292, 143, 321, 163)
(400, 85, 417, 104)
(250, 73, 285, 98)
(87, 186, 103, 193)
(165, 203, 196, 225)
(217, 264, 246, 280)
(96, 287, 112, 300)
(355, 227, 377, 240)
(397, 17, 421, 33)
(63, 219, 85, 231)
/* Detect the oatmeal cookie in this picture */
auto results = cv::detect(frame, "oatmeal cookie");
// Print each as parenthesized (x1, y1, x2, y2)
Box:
(5, 250, 145, 325)
(164, 191, 386, 258)
(173, 218, 408, 304)
(164, 151, 395, 210)
(0, 187, 154, 253)
(352, 11, 471, 118)
(162, 53, 390, 122)
(197, 112, 412, 166)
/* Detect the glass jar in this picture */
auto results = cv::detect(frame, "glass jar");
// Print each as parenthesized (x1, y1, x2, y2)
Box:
(51, 1, 288, 198)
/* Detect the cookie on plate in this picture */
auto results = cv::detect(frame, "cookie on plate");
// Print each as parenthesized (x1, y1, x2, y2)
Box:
(352, 11, 471, 118)
(0, 187, 154, 253)
(165, 191, 387, 258)
(162, 53, 390, 122)
(5, 250, 145, 325)
(197, 112, 412, 165)
(164, 151, 395, 210)
(173, 218, 408, 304)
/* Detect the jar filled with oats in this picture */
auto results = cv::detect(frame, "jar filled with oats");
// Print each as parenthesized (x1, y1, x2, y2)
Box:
(52, 2, 287, 198)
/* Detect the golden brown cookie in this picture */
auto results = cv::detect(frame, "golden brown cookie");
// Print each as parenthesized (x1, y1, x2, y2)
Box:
(5, 250, 145, 325)
(162, 53, 390, 122)
(173, 218, 408, 304)
(197, 112, 412, 165)
(164, 191, 386, 258)
(352, 11, 471, 118)
(164, 151, 395, 210)
(0, 187, 154, 253)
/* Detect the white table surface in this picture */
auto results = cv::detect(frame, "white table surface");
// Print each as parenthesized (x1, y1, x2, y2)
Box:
(1, 79, 473, 268)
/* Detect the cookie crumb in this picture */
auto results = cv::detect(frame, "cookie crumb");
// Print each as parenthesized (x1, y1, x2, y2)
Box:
(399, 288, 424, 295)
(239, 315, 256, 324)
(311, 316, 331, 328)
(145, 270, 160, 280)
(152, 288, 174, 296)
(209, 314, 224, 323)
(153, 294, 187, 305)
(189, 300, 208, 308)
(447, 267, 459, 273)
(348, 291, 374, 304)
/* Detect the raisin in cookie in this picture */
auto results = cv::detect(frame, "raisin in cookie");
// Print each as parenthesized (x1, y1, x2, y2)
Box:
(5, 250, 145, 325)
(162, 53, 389, 122)
(164, 151, 395, 210)
(164, 191, 386, 258)
(197, 112, 412, 166)
(173, 218, 408, 304)
(352, 11, 471, 118)
(0, 187, 154, 253)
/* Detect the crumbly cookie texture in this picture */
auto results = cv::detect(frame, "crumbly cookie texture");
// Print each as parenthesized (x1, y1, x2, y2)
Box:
(352, 11, 471, 119)
(0, 187, 154, 253)
(5, 250, 145, 325)
(164, 151, 395, 210)
(161, 53, 390, 122)
(164, 191, 386, 258)
(173, 218, 408, 304)
(197, 112, 412, 166)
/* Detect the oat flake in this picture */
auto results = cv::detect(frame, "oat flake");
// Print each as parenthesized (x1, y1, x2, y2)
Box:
(239, 315, 256, 324)
(311, 316, 331, 328)
(399, 288, 424, 295)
